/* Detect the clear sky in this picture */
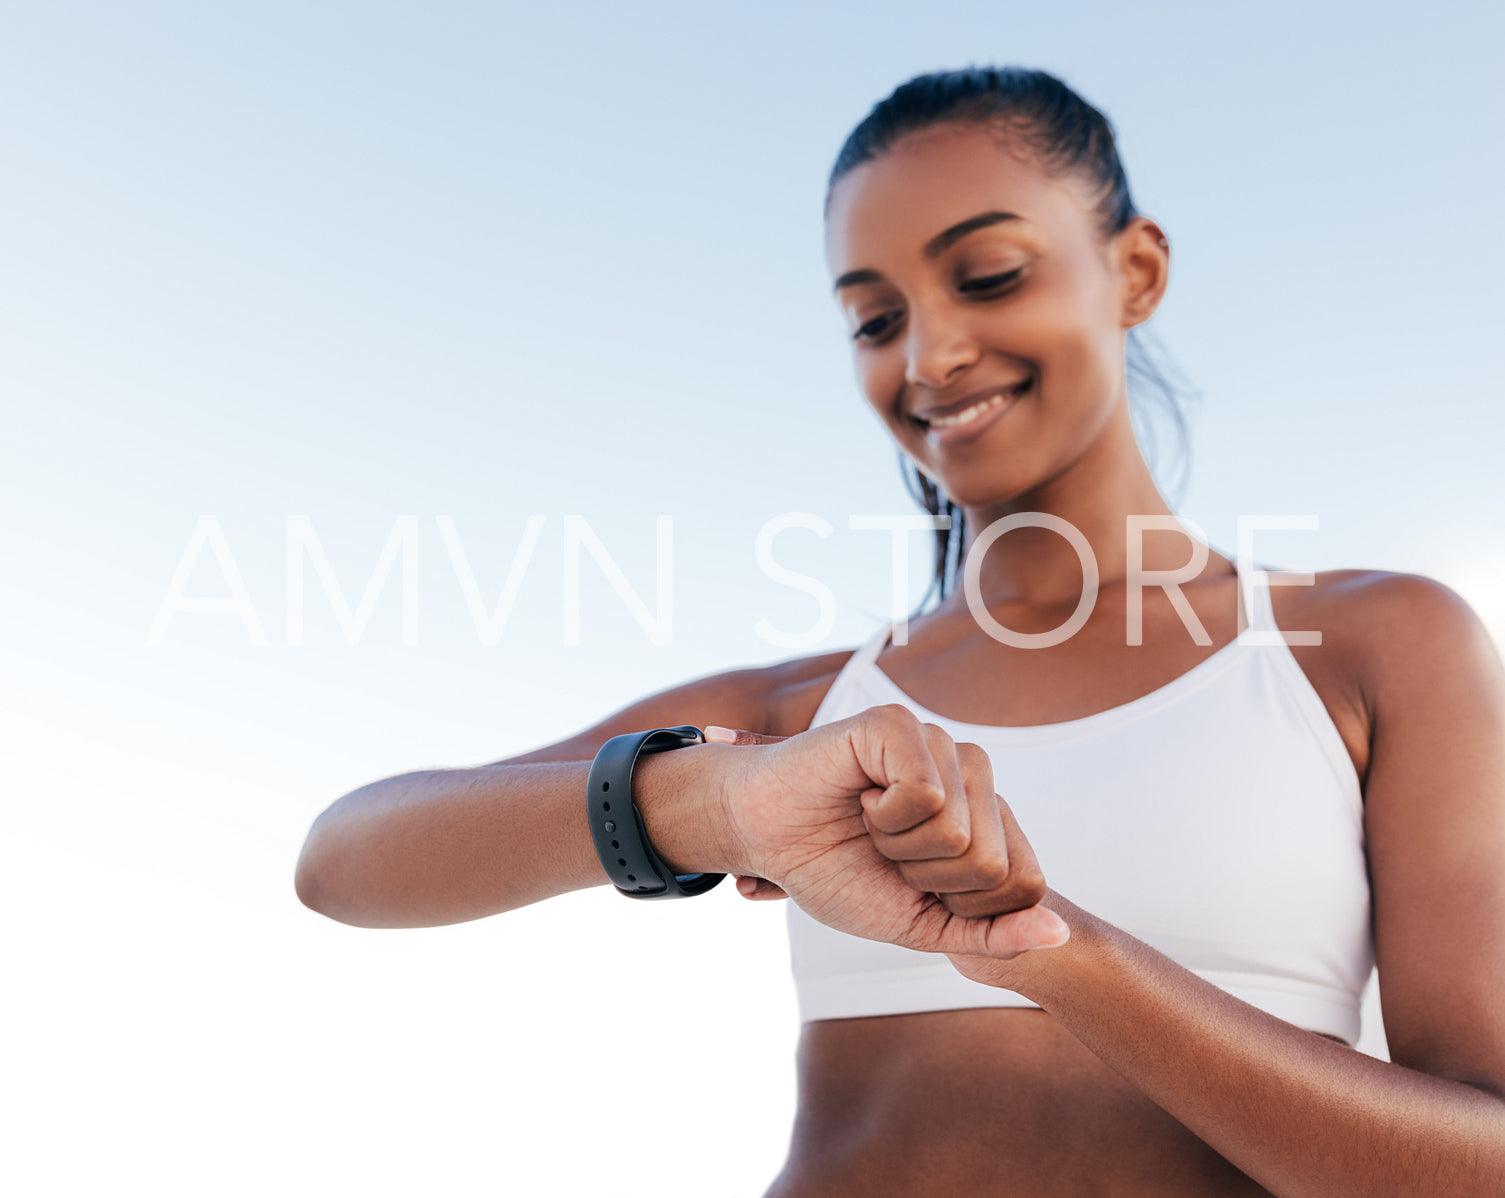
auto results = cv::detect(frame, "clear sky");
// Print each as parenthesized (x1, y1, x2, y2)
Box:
(4, 2, 1502, 1194)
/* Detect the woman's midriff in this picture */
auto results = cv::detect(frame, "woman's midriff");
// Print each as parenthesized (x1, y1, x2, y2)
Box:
(761, 1007, 1276, 1198)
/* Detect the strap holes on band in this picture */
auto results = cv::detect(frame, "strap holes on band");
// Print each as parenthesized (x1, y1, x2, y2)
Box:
(601, 801, 611, 811)
(618, 858, 627, 866)
(626, 874, 636, 882)
(601, 781, 610, 791)
(611, 840, 620, 849)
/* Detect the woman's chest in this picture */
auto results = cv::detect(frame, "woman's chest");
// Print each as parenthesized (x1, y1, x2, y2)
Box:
(784, 698, 1373, 1041)
(774, 572, 1374, 787)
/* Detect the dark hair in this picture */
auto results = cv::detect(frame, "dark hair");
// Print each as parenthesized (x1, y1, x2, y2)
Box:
(827, 66, 1198, 614)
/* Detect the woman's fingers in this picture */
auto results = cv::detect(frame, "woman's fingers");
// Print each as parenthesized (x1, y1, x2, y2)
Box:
(860, 722, 972, 850)
(704, 725, 786, 745)
(991, 793, 1048, 906)
(706, 718, 1045, 918)
(863, 733, 991, 868)
(905, 791, 1045, 919)
(864, 735, 1046, 919)
(932, 794, 1048, 918)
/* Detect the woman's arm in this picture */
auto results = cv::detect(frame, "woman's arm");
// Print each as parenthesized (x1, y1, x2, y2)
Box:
(953, 573, 1505, 1197)
(292, 663, 782, 927)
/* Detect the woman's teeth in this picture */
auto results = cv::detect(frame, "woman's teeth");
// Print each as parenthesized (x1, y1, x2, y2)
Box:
(927, 392, 1008, 428)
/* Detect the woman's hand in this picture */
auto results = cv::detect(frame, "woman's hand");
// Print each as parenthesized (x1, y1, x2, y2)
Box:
(704, 708, 1069, 960)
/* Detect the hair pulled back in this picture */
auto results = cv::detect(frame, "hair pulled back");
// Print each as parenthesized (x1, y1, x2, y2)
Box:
(827, 66, 1196, 612)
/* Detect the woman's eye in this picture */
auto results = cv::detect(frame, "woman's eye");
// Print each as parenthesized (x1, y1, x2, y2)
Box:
(852, 312, 899, 343)
(850, 269, 1024, 343)
(960, 268, 1025, 293)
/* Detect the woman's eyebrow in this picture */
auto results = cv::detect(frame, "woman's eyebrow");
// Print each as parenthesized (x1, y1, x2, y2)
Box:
(832, 210, 1022, 293)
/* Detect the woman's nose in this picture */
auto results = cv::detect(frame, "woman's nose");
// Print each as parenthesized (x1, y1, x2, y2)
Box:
(903, 307, 979, 389)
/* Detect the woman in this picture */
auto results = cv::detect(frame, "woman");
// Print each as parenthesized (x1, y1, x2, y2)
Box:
(295, 68, 1505, 1195)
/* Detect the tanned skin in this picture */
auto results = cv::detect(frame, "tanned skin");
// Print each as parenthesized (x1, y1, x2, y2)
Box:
(297, 122, 1505, 1196)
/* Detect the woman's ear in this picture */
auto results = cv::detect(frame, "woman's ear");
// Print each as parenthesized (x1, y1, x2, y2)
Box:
(1117, 217, 1170, 329)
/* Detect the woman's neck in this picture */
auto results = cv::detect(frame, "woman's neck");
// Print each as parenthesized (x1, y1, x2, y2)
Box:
(953, 409, 1216, 609)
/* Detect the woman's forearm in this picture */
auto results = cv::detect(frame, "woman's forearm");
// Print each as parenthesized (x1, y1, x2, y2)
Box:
(293, 745, 736, 928)
(295, 762, 606, 927)
(990, 895, 1505, 1198)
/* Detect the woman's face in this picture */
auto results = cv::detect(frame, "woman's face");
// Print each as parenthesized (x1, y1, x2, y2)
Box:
(825, 122, 1162, 508)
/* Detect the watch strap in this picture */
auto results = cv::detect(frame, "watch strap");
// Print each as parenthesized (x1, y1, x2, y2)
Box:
(586, 726, 726, 899)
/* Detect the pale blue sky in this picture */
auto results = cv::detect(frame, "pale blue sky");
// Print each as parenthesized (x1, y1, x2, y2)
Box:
(3, 3, 1502, 1193)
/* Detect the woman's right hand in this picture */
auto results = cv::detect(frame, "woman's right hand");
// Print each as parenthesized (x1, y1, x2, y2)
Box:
(702, 706, 1067, 958)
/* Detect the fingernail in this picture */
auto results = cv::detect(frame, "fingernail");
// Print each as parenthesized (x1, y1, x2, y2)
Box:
(705, 725, 737, 743)
(1033, 912, 1071, 948)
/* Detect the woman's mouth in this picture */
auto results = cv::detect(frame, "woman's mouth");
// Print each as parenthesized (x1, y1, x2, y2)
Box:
(917, 377, 1032, 448)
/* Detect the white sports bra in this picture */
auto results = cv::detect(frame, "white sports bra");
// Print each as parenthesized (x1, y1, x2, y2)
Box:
(785, 565, 1373, 1046)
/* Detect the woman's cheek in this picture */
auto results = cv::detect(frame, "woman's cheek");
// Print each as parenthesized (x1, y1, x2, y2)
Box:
(857, 359, 907, 425)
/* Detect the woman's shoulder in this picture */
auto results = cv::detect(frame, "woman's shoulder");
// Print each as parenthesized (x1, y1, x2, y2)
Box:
(1283, 566, 1494, 653)
(1182, 567, 1496, 793)
(1293, 565, 1475, 605)
(1283, 567, 1502, 719)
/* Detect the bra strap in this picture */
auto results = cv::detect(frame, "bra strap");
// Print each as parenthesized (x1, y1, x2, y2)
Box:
(849, 620, 898, 669)
(1237, 559, 1286, 644)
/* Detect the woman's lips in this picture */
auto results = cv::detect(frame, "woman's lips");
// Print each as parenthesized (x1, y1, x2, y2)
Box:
(919, 378, 1031, 448)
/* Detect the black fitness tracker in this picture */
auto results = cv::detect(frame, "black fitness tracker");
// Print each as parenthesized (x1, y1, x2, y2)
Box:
(586, 726, 726, 899)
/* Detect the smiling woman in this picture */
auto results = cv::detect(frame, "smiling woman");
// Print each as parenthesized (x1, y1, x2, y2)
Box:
(827, 69, 1191, 607)
(295, 65, 1505, 1197)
